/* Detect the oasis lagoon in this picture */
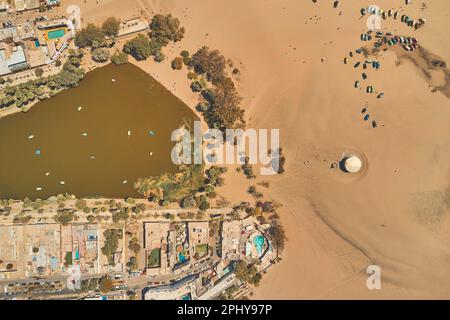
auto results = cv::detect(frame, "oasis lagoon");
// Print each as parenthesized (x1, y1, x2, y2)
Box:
(0, 64, 196, 200)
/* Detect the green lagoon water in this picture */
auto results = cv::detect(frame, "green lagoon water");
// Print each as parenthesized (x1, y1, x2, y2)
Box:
(0, 64, 196, 199)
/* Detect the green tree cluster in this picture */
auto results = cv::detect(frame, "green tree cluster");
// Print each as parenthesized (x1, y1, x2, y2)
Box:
(91, 48, 110, 62)
(188, 47, 245, 131)
(111, 51, 129, 65)
(102, 17, 121, 37)
(149, 14, 185, 47)
(101, 229, 123, 266)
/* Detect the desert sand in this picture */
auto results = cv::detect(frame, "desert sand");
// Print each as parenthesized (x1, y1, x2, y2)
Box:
(60, 0, 450, 299)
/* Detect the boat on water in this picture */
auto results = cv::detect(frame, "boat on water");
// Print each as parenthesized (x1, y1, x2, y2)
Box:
(148, 131, 155, 136)
(112, 79, 116, 82)
(128, 130, 131, 136)
(60, 181, 65, 185)
(45, 172, 50, 176)
(28, 135, 35, 139)
(122, 180, 128, 184)
(82, 133, 88, 137)
(36, 187, 43, 191)
(77, 107, 83, 111)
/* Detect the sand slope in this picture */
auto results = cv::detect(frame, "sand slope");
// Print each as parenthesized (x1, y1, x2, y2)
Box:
(64, 0, 450, 299)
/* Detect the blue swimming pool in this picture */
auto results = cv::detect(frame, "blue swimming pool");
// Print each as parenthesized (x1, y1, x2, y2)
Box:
(254, 235, 265, 257)
(178, 253, 186, 263)
(47, 29, 66, 40)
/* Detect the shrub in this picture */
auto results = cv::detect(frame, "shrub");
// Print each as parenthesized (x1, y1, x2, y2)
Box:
(149, 14, 185, 46)
(123, 34, 160, 61)
(154, 51, 165, 62)
(75, 23, 105, 48)
(190, 81, 202, 92)
(171, 57, 183, 70)
(91, 48, 110, 62)
(35, 68, 44, 77)
(111, 51, 128, 65)
(102, 17, 120, 37)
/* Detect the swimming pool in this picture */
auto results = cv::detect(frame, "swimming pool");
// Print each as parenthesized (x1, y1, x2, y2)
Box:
(47, 29, 66, 40)
(254, 235, 265, 257)
(178, 252, 186, 263)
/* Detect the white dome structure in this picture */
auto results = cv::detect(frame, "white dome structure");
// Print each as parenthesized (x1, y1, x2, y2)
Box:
(341, 155, 363, 173)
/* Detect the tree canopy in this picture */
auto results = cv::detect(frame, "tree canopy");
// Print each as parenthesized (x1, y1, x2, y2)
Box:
(102, 17, 121, 37)
(111, 51, 128, 65)
(75, 23, 105, 48)
(149, 14, 185, 47)
(123, 34, 160, 61)
(91, 48, 110, 62)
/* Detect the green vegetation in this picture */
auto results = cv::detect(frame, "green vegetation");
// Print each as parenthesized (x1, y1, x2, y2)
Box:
(53, 210, 75, 225)
(180, 194, 196, 209)
(194, 244, 208, 259)
(121, 14, 184, 64)
(196, 195, 210, 211)
(234, 261, 262, 286)
(135, 164, 205, 203)
(190, 46, 227, 84)
(149, 14, 185, 47)
(270, 221, 287, 253)
(0, 52, 85, 110)
(171, 57, 184, 70)
(101, 229, 123, 266)
(75, 23, 105, 48)
(148, 248, 161, 268)
(91, 48, 110, 62)
(123, 34, 160, 61)
(127, 256, 138, 272)
(75, 199, 87, 210)
(240, 157, 256, 179)
(187, 46, 245, 131)
(102, 17, 121, 37)
(81, 278, 100, 292)
(180, 50, 190, 65)
(34, 68, 44, 77)
(128, 237, 141, 255)
(64, 252, 73, 267)
(112, 208, 130, 223)
(99, 276, 114, 293)
(111, 51, 129, 65)
(277, 148, 286, 174)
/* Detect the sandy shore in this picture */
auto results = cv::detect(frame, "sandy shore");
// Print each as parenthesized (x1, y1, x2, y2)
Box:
(27, 0, 450, 299)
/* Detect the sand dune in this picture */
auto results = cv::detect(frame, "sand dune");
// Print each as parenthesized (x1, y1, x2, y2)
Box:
(64, 0, 450, 298)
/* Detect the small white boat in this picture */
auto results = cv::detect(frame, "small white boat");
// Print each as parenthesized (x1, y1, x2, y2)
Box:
(36, 187, 43, 191)
(112, 79, 116, 82)
(90, 156, 96, 160)
(60, 181, 65, 185)
(28, 135, 35, 140)
(150, 152, 153, 156)
(82, 133, 88, 137)
(122, 180, 128, 184)
(77, 107, 82, 111)
(128, 130, 131, 136)
(45, 172, 51, 176)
